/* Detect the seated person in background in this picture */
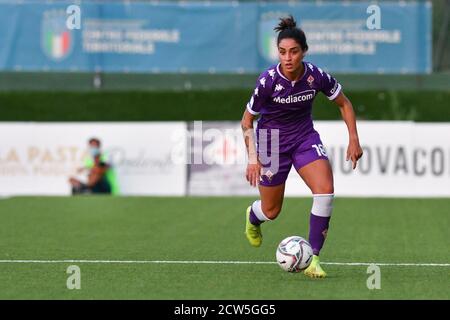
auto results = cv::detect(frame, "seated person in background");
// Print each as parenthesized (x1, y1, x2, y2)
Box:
(69, 138, 112, 195)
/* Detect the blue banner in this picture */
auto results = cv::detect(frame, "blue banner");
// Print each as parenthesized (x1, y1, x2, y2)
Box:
(0, 1, 431, 73)
(257, 2, 432, 73)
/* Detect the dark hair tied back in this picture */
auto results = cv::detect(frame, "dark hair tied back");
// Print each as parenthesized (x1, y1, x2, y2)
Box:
(274, 15, 308, 52)
(274, 15, 297, 32)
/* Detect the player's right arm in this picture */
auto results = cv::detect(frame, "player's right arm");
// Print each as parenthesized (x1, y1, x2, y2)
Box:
(241, 110, 260, 187)
(242, 71, 271, 187)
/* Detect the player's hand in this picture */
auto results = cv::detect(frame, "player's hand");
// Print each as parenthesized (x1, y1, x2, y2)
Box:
(346, 139, 363, 169)
(246, 161, 262, 187)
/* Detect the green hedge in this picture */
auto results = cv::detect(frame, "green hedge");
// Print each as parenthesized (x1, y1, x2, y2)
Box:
(0, 90, 448, 122)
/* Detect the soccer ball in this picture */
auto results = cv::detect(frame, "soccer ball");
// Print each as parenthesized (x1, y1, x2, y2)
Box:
(276, 236, 313, 272)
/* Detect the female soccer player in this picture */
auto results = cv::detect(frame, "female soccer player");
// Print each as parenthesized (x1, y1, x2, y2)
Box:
(242, 16, 363, 278)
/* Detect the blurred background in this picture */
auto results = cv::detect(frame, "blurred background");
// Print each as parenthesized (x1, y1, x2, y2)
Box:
(0, 0, 449, 197)
(1, 1, 449, 300)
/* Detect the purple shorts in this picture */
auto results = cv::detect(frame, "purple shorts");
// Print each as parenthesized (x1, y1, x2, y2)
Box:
(258, 132, 329, 186)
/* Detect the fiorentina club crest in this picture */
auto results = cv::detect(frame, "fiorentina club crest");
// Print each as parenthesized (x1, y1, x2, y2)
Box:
(307, 75, 315, 87)
(41, 10, 73, 61)
(263, 169, 275, 182)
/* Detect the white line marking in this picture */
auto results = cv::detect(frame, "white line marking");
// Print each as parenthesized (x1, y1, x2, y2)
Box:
(0, 260, 448, 267)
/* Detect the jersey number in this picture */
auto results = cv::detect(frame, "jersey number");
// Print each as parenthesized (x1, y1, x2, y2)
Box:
(312, 144, 327, 157)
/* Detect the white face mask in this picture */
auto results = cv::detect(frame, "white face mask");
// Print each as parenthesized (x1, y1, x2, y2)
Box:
(89, 147, 100, 158)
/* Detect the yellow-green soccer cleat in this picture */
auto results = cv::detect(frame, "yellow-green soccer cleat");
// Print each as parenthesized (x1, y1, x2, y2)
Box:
(304, 255, 327, 278)
(245, 206, 262, 247)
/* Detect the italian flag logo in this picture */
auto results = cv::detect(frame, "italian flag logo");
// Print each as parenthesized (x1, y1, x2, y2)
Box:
(44, 31, 71, 60)
(41, 10, 73, 61)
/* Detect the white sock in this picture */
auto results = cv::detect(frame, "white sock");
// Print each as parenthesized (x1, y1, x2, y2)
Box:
(251, 200, 271, 222)
(311, 194, 334, 217)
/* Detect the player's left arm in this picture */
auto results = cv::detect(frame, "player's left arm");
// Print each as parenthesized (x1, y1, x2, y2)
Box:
(333, 91, 363, 169)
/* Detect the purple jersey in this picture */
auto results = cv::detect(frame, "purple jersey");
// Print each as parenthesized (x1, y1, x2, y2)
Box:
(246, 62, 342, 153)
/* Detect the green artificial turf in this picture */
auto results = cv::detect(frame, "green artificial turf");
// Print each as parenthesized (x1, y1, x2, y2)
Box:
(0, 196, 448, 299)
